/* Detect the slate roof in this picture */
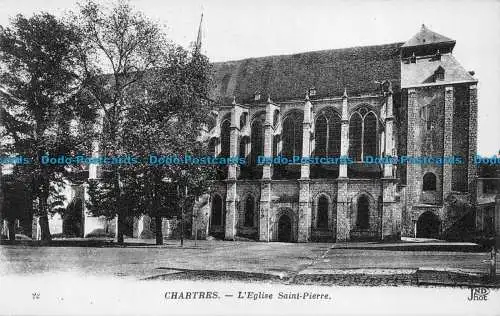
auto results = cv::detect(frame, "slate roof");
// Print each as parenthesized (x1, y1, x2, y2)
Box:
(400, 25, 456, 58)
(211, 42, 403, 105)
(401, 54, 476, 88)
(402, 24, 455, 48)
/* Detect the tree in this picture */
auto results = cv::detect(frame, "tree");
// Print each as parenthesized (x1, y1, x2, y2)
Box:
(0, 13, 95, 241)
(76, 0, 173, 244)
(121, 46, 216, 245)
(86, 44, 216, 245)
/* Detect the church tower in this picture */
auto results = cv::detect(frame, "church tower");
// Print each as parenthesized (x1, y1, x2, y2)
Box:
(401, 25, 478, 238)
(194, 13, 206, 55)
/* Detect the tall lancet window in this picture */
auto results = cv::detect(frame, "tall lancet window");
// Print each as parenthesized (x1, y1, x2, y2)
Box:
(349, 108, 378, 161)
(363, 112, 377, 157)
(349, 113, 363, 161)
(315, 110, 341, 157)
(220, 119, 231, 157)
(250, 113, 265, 165)
(282, 111, 303, 158)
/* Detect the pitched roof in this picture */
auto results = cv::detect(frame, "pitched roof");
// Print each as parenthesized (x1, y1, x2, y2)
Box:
(401, 24, 455, 48)
(401, 54, 476, 88)
(211, 42, 403, 104)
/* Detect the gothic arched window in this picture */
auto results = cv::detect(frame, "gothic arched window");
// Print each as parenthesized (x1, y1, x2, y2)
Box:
(273, 135, 280, 157)
(349, 108, 378, 161)
(363, 112, 377, 157)
(244, 195, 255, 227)
(239, 137, 248, 159)
(315, 110, 341, 157)
(316, 115, 328, 156)
(423, 172, 437, 191)
(356, 195, 370, 229)
(317, 196, 329, 229)
(220, 120, 231, 157)
(420, 104, 438, 131)
(282, 111, 303, 158)
(250, 113, 265, 165)
(349, 113, 363, 161)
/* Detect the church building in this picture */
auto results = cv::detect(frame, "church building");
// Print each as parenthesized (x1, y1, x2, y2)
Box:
(10, 24, 489, 243)
(192, 25, 479, 242)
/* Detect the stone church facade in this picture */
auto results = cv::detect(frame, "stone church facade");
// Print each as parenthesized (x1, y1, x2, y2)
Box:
(5, 25, 491, 243)
(192, 25, 480, 242)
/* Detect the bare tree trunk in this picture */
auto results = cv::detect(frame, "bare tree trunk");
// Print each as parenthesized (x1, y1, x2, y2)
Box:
(37, 166, 52, 242)
(116, 213, 124, 244)
(39, 187, 52, 242)
(113, 163, 124, 245)
(152, 175, 163, 245)
(155, 215, 163, 245)
(7, 219, 15, 241)
(38, 215, 51, 241)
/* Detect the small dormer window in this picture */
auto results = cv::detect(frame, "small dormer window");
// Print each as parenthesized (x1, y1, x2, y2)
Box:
(435, 49, 441, 60)
(309, 87, 316, 97)
(434, 67, 445, 81)
(254, 91, 261, 101)
(410, 53, 416, 64)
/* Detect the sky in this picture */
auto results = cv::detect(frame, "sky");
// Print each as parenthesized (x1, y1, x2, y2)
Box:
(0, 0, 499, 155)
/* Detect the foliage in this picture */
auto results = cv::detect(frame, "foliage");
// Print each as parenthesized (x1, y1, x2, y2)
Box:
(0, 172, 32, 221)
(79, 0, 217, 243)
(0, 1, 217, 243)
(0, 12, 96, 239)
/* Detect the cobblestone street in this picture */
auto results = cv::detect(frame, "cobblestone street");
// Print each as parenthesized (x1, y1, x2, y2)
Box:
(293, 273, 418, 286)
(1, 240, 498, 287)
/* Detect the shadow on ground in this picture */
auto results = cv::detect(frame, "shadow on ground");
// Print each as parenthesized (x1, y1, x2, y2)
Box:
(146, 268, 286, 283)
(0, 239, 181, 248)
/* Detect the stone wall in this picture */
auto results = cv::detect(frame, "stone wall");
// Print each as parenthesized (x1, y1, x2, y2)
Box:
(403, 83, 477, 239)
(193, 176, 404, 242)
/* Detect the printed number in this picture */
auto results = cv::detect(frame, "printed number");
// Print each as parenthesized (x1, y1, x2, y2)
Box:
(32, 292, 40, 300)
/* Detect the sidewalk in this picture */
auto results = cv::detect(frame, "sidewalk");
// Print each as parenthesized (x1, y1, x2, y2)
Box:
(331, 238, 486, 252)
(293, 267, 500, 287)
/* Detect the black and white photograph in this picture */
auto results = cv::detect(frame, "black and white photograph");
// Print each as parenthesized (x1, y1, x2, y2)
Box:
(0, 0, 499, 315)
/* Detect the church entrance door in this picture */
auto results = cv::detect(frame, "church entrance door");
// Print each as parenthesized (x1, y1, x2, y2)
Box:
(277, 214, 292, 242)
(416, 211, 441, 239)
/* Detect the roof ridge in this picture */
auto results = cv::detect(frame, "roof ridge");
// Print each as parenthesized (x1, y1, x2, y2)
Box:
(212, 42, 405, 65)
